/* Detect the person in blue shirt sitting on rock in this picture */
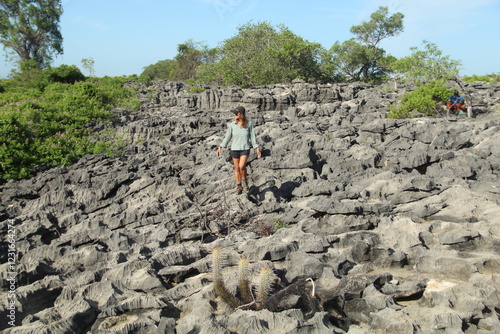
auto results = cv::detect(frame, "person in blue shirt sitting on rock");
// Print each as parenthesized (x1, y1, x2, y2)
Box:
(446, 90, 467, 115)
(217, 106, 261, 194)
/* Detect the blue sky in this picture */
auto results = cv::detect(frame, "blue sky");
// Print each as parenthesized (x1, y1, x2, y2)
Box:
(1, 0, 499, 78)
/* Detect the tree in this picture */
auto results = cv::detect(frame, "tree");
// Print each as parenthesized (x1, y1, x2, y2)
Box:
(326, 6, 403, 83)
(40, 64, 85, 85)
(391, 40, 462, 85)
(0, 0, 63, 70)
(327, 39, 375, 81)
(350, 6, 404, 48)
(139, 59, 176, 83)
(81, 57, 95, 77)
(273, 27, 324, 83)
(204, 21, 323, 87)
(216, 21, 280, 87)
(170, 40, 213, 82)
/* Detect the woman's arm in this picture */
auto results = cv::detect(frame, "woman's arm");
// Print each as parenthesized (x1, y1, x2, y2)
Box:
(248, 121, 259, 149)
(217, 123, 233, 156)
(248, 121, 261, 158)
(220, 123, 233, 148)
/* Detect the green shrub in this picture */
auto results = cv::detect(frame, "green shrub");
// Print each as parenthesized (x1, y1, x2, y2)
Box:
(387, 80, 453, 118)
(463, 73, 500, 84)
(44, 64, 86, 84)
(187, 86, 206, 93)
(94, 76, 141, 111)
(37, 65, 86, 90)
(139, 59, 176, 83)
(0, 76, 139, 181)
(274, 219, 289, 231)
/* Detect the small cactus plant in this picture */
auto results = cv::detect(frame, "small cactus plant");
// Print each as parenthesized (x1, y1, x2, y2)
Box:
(257, 267, 274, 303)
(238, 256, 253, 304)
(212, 247, 240, 308)
(211, 247, 277, 310)
(211, 247, 317, 314)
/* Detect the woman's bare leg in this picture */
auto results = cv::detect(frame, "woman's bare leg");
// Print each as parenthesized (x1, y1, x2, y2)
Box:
(239, 155, 249, 180)
(232, 157, 242, 184)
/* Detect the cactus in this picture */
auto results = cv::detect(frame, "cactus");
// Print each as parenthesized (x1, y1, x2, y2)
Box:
(238, 256, 253, 304)
(212, 247, 313, 313)
(212, 247, 240, 309)
(257, 267, 274, 302)
(212, 247, 223, 279)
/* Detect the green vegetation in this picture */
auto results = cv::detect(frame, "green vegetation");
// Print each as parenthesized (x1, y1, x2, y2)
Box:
(139, 59, 176, 84)
(138, 40, 218, 85)
(187, 86, 206, 94)
(2, 2, 494, 91)
(274, 219, 289, 231)
(81, 58, 96, 77)
(138, 7, 405, 86)
(387, 41, 465, 119)
(143, 22, 325, 87)
(0, 66, 139, 181)
(463, 73, 500, 84)
(0, 0, 63, 70)
(391, 41, 462, 86)
(387, 80, 454, 118)
(37, 64, 86, 88)
(325, 6, 403, 83)
(205, 22, 324, 87)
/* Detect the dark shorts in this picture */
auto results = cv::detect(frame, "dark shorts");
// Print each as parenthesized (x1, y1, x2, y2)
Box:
(230, 149, 250, 159)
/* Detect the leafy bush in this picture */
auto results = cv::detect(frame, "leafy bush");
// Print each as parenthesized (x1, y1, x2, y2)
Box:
(274, 219, 289, 231)
(0, 76, 139, 181)
(139, 59, 176, 83)
(94, 76, 141, 111)
(391, 41, 461, 86)
(42, 64, 86, 84)
(387, 80, 453, 118)
(187, 86, 206, 93)
(463, 73, 500, 84)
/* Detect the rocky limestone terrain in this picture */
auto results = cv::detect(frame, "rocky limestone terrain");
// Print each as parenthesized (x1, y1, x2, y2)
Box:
(1, 80, 500, 333)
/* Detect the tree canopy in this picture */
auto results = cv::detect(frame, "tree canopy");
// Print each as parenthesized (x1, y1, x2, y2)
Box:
(0, 2, 477, 88)
(325, 6, 404, 83)
(350, 6, 404, 48)
(195, 21, 324, 87)
(139, 59, 176, 83)
(170, 40, 214, 82)
(391, 40, 462, 85)
(0, 0, 63, 69)
(136, 7, 474, 88)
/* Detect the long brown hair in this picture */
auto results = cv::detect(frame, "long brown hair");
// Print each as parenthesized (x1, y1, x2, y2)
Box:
(238, 113, 248, 128)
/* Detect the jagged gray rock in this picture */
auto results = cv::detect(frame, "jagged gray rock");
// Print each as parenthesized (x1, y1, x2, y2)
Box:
(1, 80, 499, 333)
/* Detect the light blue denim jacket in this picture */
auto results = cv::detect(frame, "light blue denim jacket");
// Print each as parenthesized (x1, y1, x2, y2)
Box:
(220, 120, 259, 150)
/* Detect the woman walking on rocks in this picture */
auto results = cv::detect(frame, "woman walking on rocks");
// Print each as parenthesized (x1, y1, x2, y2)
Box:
(217, 106, 261, 194)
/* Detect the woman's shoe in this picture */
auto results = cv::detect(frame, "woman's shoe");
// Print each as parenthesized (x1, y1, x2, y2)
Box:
(242, 179, 249, 192)
(236, 184, 243, 195)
